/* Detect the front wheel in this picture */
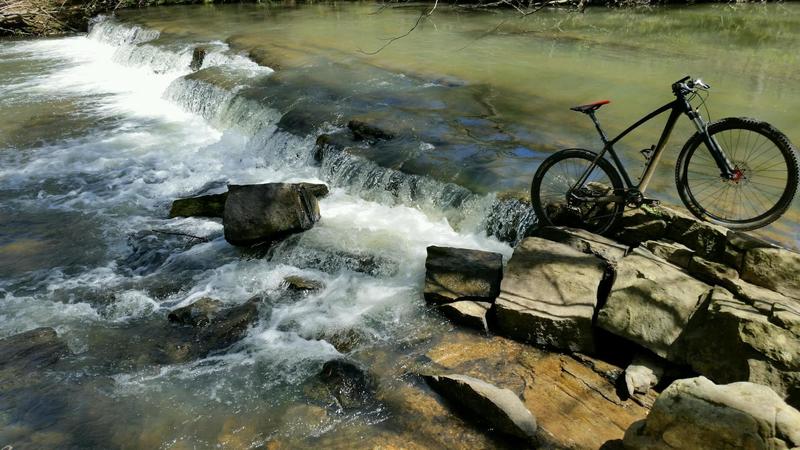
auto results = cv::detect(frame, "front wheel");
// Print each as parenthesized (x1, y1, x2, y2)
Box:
(676, 117, 799, 231)
(531, 148, 625, 234)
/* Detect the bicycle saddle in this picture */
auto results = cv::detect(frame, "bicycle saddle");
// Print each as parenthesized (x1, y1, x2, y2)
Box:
(570, 100, 610, 113)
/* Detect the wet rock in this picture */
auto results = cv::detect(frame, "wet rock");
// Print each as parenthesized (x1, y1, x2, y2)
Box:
(597, 248, 711, 361)
(167, 298, 260, 358)
(167, 297, 223, 327)
(318, 329, 366, 353)
(423, 246, 503, 305)
(438, 301, 491, 333)
(169, 192, 227, 218)
(296, 182, 330, 199)
(643, 239, 693, 269)
(189, 46, 206, 71)
(318, 359, 376, 410)
(494, 237, 607, 353)
(532, 226, 628, 262)
(623, 376, 800, 450)
(741, 247, 800, 300)
(678, 287, 800, 406)
(196, 298, 260, 352)
(347, 119, 394, 143)
(223, 183, 321, 246)
(687, 256, 739, 286)
(283, 275, 325, 292)
(623, 354, 664, 397)
(422, 373, 538, 442)
(0, 327, 70, 372)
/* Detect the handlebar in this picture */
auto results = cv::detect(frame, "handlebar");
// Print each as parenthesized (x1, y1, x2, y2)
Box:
(672, 76, 711, 97)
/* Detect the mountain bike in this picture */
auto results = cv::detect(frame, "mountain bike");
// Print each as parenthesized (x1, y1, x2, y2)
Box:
(530, 76, 799, 233)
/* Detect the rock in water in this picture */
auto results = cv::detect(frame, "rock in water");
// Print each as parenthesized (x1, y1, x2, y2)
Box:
(223, 183, 321, 246)
(347, 119, 394, 143)
(493, 237, 607, 353)
(189, 46, 206, 71)
(169, 192, 228, 218)
(623, 376, 800, 450)
(422, 373, 538, 442)
(318, 359, 376, 410)
(168, 297, 223, 327)
(0, 327, 70, 372)
(423, 246, 503, 305)
(596, 248, 710, 360)
(284, 275, 325, 292)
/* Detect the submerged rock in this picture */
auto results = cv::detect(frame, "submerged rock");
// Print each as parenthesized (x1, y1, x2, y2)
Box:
(347, 119, 394, 143)
(167, 297, 223, 327)
(623, 376, 800, 450)
(423, 246, 503, 305)
(317, 359, 376, 410)
(0, 327, 71, 372)
(169, 192, 227, 218)
(422, 373, 538, 443)
(284, 275, 325, 292)
(493, 237, 607, 353)
(223, 183, 321, 247)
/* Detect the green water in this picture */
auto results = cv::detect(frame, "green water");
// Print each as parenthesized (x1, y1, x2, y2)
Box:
(1, 3, 800, 449)
(117, 1, 800, 244)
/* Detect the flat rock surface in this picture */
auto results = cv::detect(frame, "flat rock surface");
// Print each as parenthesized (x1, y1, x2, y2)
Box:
(423, 246, 503, 305)
(597, 248, 711, 361)
(494, 237, 607, 353)
(438, 300, 491, 332)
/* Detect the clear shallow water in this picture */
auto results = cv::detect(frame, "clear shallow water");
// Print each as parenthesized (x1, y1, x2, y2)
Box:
(1, 3, 799, 448)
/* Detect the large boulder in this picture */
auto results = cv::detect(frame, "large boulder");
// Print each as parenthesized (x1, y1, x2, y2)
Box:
(678, 287, 800, 407)
(422, 373, 538, 442)
(423, 246, 503, 305)
(169, 192, 228, 218)
(596, 248, 711, 361)
(741, 247, 800, 300)
(223, 183, 321, 246)
(623, 376, 800, 450)
(493, 237, 607, 353)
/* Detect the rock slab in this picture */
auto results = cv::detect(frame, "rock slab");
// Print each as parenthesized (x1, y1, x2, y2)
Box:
(494, 237, 606, 353)
(169, 192, 228, 218)
(438, 301, 491, 333)
(223, 183, 321, 246)
(423, 373, 537, 442)
(623, 376, 800, 450)
(423, 246, 503, 305)
(596, 248, 710, 360)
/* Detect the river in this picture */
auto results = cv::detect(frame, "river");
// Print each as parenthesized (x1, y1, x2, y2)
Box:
(1, 2, 798, 448)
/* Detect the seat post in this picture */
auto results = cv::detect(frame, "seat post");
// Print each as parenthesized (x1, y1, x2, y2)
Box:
(588, 110, 610, 145)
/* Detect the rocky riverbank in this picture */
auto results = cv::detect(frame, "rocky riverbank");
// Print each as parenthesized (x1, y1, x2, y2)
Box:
(3, 170, 798, 448)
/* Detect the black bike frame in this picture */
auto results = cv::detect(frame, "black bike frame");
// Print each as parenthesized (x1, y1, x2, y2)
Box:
(572, 85, 735, 201)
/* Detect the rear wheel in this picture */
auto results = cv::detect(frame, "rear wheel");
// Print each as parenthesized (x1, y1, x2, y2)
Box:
(531, 148, 625, 234)
(676, 117, 799, 231)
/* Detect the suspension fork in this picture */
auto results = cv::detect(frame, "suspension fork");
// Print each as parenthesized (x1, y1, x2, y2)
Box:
(685, 100, 736, 178)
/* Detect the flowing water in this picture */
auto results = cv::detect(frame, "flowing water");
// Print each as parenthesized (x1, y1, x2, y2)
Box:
(1, 2, 799, 448)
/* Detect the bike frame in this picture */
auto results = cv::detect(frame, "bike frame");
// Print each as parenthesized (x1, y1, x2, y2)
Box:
(571, 82, 735, 203)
